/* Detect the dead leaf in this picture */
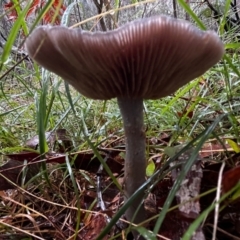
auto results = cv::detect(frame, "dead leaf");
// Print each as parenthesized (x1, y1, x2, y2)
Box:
(81, 214, 108, 240)
(222, 166, 240, 194)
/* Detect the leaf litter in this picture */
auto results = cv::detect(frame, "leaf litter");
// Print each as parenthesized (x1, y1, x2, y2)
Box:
(0, 130, 240, 239)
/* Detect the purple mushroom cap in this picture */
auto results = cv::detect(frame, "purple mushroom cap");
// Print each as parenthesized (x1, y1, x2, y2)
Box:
(26, 15, 224, 100)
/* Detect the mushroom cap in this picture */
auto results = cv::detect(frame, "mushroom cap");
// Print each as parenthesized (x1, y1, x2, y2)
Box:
(26, 15, 224, 100)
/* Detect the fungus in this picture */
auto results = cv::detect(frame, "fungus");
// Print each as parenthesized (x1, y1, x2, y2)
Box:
(26, 15, 224, 231)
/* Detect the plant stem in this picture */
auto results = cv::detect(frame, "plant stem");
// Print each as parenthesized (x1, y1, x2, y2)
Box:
(117, 97, 146, 225)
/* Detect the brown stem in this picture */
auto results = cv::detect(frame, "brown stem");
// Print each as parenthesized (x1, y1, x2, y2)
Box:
(117, 97, 146, 226)
(172, 0, 177, 18)
(92, 0, 107, 31)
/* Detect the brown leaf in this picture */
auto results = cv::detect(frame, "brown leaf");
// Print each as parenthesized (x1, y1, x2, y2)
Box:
(6, 152, 40, 161)
(81, 214, 108, 240)
(177, 109, 193, 119)
(160, 210, 205, 240)
(0, 160, 40, 190)
(200, 141, 231, 158)
(222, 166, 240, 194)
(25, 129, 73, 153)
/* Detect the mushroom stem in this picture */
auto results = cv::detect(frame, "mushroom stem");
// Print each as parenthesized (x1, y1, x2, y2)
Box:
(117, 97, 146, 224)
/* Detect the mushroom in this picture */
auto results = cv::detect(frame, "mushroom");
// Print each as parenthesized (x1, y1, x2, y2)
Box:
(25, 15, 224, 231)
